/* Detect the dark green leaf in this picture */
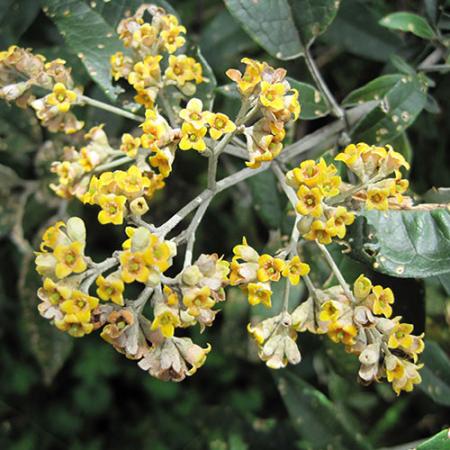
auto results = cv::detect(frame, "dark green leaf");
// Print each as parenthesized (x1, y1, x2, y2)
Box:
(390, 132, 413, 164)
(422, 187, 450, 203)
(417, 429, 450, 450)
(419, 340, 450, 407)
(424, 0, 439, 25)
(223, 0, 303, 60)
(0, 191, 21, 238)
(325, 0, 402, 62)
(348, 208, 450, 278)
(352, 75, 427, 145)
(288, 77, 330, 119)
(290, 0, 341, 46)
(19, 252, 73, 384)
(342, 74, 403, 106)
(380, 12, 436, 40)
(274, 369, 369, 450)
(42, 0, 126, 100)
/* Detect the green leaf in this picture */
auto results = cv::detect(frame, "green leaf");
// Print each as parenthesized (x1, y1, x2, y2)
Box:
(0, 192, 21, 238)
(324, 0, 402, 62)
(380, 12, 437, 40)
(348, 208, 450, 278)
(419, 340, 450, 407)
(216, 79, 329, 120)
(352, 75, 427, 145)
(247, 171, 283, 229)
(19, 252, 73, 385)
(42, 0, 126, 101)
(290, 0, 341, 46)
(0, 164, 21, 190)
(342, 74, 403, 106)
(274, 370, 369, 450)
(223, 0, 303, 60)
(417, 429, 450, 450)
(390, 132, 413, 164)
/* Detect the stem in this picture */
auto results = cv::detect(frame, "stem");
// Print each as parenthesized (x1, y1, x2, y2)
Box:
(316, 242, 355, 302)
(304, 47, 344, 119)
(158, 90, 178, 127)
(134, 285, 154, 312)
(81, 256, 118, 292)
(207, 151, 219, 190)
(419, 64, 450, 73)
(80, 95, 144, 122)
(282, 278, 291, 312)
(303, 274, 318, 299)
(94, 156, 132, 173)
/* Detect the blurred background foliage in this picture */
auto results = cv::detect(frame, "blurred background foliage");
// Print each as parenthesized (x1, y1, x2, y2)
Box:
(0, 0, 450, 449)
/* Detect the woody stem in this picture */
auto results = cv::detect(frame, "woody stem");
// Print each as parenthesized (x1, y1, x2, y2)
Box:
(80, 95, 144, 122)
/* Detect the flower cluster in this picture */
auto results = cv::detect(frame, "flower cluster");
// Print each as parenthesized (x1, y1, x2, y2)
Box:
(336, 142, 410, 210)
(0, 45, 83, 133)
(287, 158, 355, 244)
(292, 275, 424, 395)
(230, 237, 310, 309)
(111, 5, 203, 109)
(227, 58, 300, 168)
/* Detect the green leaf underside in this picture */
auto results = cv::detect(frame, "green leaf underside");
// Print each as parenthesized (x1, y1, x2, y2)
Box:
(43, 0, 126, 101)
(274, 370, 369, 450)
(417, 429, 450, 450)
(216, 79, 329, 120)
(290, 0, 341, 46)
(419, 340, 450, 407)
(349, 208, 450, 278)
(380, 12, 436, 40)
(352, 76, 427, 145)
(224, 0, 303, 60)
(342, 74, 403, 106)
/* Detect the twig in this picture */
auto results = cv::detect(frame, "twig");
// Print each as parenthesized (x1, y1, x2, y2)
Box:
(134, 285, 154, 312)
(80, 95, 144, 122)
(158, 89, 178, 127)
(94, 156, 132, 173)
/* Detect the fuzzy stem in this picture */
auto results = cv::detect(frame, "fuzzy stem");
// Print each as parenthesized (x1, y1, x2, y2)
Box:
(80, 95, 144, 122)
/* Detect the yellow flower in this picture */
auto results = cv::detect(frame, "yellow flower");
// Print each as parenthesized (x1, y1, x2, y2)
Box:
(98, 194, 127, 225)
(149, 149, 172, 178)
(246, 282, 272, 308)
(303, 218, 337, 245)
(332, 206, 355, 239)
(164, 285, 179, 307)
(59, 290, 99, 324)
(179, 122, 207, 152)
(385, 355, 422, 395)
(257, 254, 285, 282)
(286, 159, 327, 189)
(368, 285, 394, 318)
(282, 256, 310, 285)
(40, 221, 65, 251)
(128, 55, 162, 91)
(320, 168, 341, 198)
(140, 111, 166, 150)
(353, 274, 372, 300)
(129, 196, 149, 216)
(226, 57, 263, 96)
(327, 322, 358, 345)
(96, 274, 125, 306)
(296, 185, 323, 217)
(165, 55, 203, 86)
(366, 187, 390, 210)
(134, 87, 157, 109)
(46, 83, 77, 113)
(151, 309, 181, 338)
(143, 234, 171, 272)
(179, 98, 206, 129)
(384, 147, 410, 172)
(183, 286, 215, 316)
(110, 51, 132, 81)
(335, 143, 365, 167)
(120, 133, 141, 157)
(160, 23, 186, 53)
(40, 277, 72, 304)
(388, 322, 414, 350)
(119, 250, 150, 283)
(286, 88, 301, 120)
(259, 81, 286, 111)
(319, 300, 341, 322)
(115, 165, 151, 196)
(206, 112, 236, 140)
(53, 241, 87, 279)
(132, 23, 157, 49)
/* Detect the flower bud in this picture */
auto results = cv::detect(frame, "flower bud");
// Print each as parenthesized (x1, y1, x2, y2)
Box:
(130, 196, 149, 216)
(66, 217, 86, 243)
(182, 265, 203, 286)
(130, 227, 150, 252)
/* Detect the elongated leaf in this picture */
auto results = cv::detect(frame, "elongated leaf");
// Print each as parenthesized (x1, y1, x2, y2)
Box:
(390, 132, 413, 163)
(19, 252, 73, 385)
(352, 76, 427, 145)
(380, 12, 436, 40)
(325, 0, 402, 62)
(216, 79, 329, 120)
(42, 0, 126, 100)
(274, 370, 369, 450)
(349, 208, 450, 278)
(224, 0, 303, 60)
(417, 429, 450, 450)
(342, 74, 403, 106)
(419, 340, 450, 407)
(290, 0, 341, 46)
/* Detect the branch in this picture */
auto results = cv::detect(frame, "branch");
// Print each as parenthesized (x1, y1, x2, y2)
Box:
(80, 95, 144, 122)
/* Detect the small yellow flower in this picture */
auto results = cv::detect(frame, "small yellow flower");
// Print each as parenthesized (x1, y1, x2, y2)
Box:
(151, 309, 181, 338)
(226, 57, 263, 96)
(286, 159, 327, 189)
(53, 241, 87, 279)
(134, 87, 157, 109)
(282, 256, 310, 285)
(40, 277, 72, 304)
(259, 81, 286, 111)
(388, 322, 414, 350)
(183, 286, 215, 316)
(164, 285, 179, 307)
(110, 51, 132, 81)
(366, 187, 390, 210)
(353, 274, 372, 300)
(140, 111, 166, 150)
(160, 23, 186, 53)
(296, 185, 323, 217)
(332, 206, 355, 239)
(96, 275, 125, 306)
(206, 112, 236, 140)
(335, 143, 365, 167)
(246, 282, 272, 307)
(232, 237, 259, 262)
(120, 133, 141, 157)
(384, 147, 410, 172)
(144, 234, 171, 272)
(128, 55, 162, 91)
(179, 122, 207, 152)
(149, 149, 172, 178)
(46, 82, 77, 113)
(303, 218, 337, 245)
(179, 98, 206, 129)
(319, 300, 341, 322)
(115, 165, 151, 196)
(129, 196, 149, 216)
(165, 55, 203, 86)
(40, 221, 65, 251)
(257, 254, 285, 282)
(327, 322, 358, 345)
(368, 285, 394, 318)
(98, 194, 127, 225)
(119, 250, 150, 284)
(132, 23, 157, 49)
(286, 88, 301, 120)
(59, 290, 99, 324)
